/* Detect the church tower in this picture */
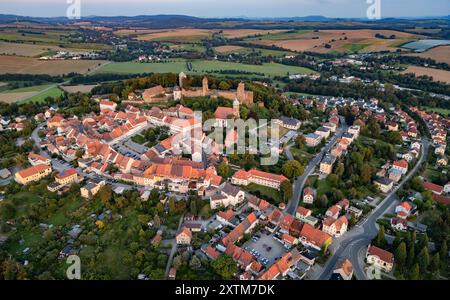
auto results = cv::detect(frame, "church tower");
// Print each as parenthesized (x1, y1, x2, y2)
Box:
(179, 72, 187, 89)
(202, 77, 209, 97)
(233, 98, 240, 118)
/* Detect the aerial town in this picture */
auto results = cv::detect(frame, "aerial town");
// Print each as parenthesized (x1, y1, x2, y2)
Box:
(0, 0, 449, 284)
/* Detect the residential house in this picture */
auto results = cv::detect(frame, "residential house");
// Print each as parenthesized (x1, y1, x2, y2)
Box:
(276, 117, 301, 130)
(299, 224, 332, 251)
(210, 182, 245, 210)
(374, 177, 394, 193)
(423, 181, 444, 195)
(325, 205, 341, 219)
(80, 180, 105, 199)
(332, 259, 353, 280)
(55, 168, 79, 186)
(296, 206, 318, 226)
(176, 227, 192, 245)
(28, 152, 51, 166)
(390, 218, 408, 231)
(303, 187, 315, 204)
(366, 245, 394, 273)
(322, 216, 348, 237)
(304, 133, 322, 147)
(392, 160, 408, 175)
(320, 155, 336, 175)
(395, 201, 414, 219)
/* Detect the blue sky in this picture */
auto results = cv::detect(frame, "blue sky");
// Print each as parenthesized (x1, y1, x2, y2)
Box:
(0, 0, 448, 18)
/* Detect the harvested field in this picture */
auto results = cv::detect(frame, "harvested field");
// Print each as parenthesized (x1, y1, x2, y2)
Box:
(214, 45, 245, 53)
(220, 29, 288, 38)
(0, 42, 64, 57)
(406, 46, 450, 65)
(0, 91, 35, 103)
(0, 55, 108, 75)
(61, 84, 98, 93)
(402, 66, 450, 84)
(249, 29, 421, 53)
(135, 29, 212, 42)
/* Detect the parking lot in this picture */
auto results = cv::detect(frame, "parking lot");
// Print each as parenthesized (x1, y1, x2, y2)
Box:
(242, 230, 287, 267)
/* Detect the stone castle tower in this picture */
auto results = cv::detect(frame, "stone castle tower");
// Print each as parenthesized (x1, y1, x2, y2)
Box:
(202, 77, 209, 97)
(237, 82, 245, 103)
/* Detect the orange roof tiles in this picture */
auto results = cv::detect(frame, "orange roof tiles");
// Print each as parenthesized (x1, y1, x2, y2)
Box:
(17, 164, 51, 179)
(367, 245, 394, 263)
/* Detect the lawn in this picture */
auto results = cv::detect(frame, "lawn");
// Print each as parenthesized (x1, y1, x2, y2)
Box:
(96, 59, 315, 78)
(243, 183, 282, 204)
(131, 134, 146, 145)
(424, 166, 443, 182)
(18, 86, 64, 104)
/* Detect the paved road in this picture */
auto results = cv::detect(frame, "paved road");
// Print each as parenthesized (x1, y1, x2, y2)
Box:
(165, 215, 185, 278)
(316, 137, 430, 280)
(285, 116, 348, 215)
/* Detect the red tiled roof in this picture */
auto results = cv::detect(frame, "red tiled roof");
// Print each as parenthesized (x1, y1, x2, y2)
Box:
(423, 182, 444, 194)
(16, 164, 51, 179)
(296, 206, 311, 217)
(300, 224, 332, 248)
(367, 245, 394, 264)
(214, 107, 234, 119)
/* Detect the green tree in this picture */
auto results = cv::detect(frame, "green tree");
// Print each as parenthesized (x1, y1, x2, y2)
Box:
(97, 185, 113, 206)
(216, 162, 230, 178)
(189, 255, 202, 270)
(280, 180, 293, 203)
(430, 253, 440, 275)
(395, 242, 407, 267)
(418, 247, 430, 273)
(218, 81, 231, 90)
(281, 160, 304, 179)
(173, 255, 184, 269)
(295, 135, 306, 149)
(211, 255, 237, 280)
(374, 226, 387, 248)
(409, 263, 420, 280)
(190, 200, 197, 215)
(407, 243, 415, 267)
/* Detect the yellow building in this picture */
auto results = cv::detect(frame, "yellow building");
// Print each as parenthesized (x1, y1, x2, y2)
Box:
(80, 180, 105, 199)
(55, 168, 78, 186)
(15, 164, 52, 185)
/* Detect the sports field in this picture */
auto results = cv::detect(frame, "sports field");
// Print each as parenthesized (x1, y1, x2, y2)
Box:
(96, 59, 314, 77)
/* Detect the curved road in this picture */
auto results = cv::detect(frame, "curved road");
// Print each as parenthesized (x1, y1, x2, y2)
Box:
(317, 137, 430, 280)
(285, 116, 348, 215)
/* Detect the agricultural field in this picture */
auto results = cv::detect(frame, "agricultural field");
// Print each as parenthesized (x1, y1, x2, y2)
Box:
(61, 84, 98, 93)
(115, 28, 289, 42)
(17, 86, 64, 104)
(133, 29, 213, 42)
(96, 59, 314, 77)
(402, 65, 450, 84)
(245, 29, 421, 53)
(219, 29, 289, 39)
(0, 42, 65, 57)
(214, 45, 294, 57)
(0, 27, 113, 51)
(0, 83, 55, 103)
(0, 55, 108, 75)
(406, 45, 450, 65)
